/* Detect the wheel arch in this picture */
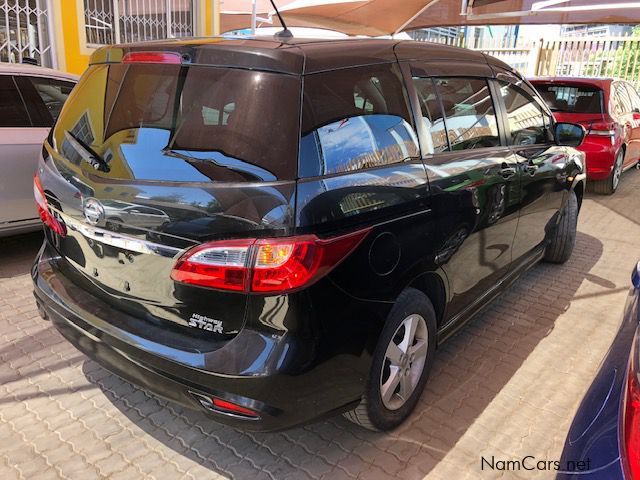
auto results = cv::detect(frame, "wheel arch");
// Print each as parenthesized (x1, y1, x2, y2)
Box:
(407, 271, 448, 329)
(573, 180, 584, 211)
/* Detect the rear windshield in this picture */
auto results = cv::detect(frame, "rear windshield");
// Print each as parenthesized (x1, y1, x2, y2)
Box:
(54, 64, 300, 181)
(534, 84, 604, 114)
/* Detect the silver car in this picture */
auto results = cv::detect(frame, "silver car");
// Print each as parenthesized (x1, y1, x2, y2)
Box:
(0, 63, 77, 237)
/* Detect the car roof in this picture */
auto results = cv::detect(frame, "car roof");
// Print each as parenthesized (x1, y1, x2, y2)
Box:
(90, 36, 498, 75)
(529, 76, 615, 88)
(0, 62, 79, 81)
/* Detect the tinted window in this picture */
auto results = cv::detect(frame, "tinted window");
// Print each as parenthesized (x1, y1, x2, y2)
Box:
(411, 77, 448, 153)
(27, 77, 75, 123)
(65, 64, 302, 181)
(434, 77, 500, 150)
(60, 112, 94, 166)
(300, 64, 419, 177)
(499, 81, 549, 146)
(624, 83, 640, 112)
(534, 84, 604, 114)
(613, 83, 632, 115)
(0, 76, 30, 127)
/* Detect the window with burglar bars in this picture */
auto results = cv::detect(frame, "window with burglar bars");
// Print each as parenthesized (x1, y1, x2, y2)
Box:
(84, 0, 194, 47)
(0, 0, 52, 67)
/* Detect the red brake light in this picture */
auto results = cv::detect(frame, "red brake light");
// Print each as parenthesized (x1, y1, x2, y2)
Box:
(211, 398, 259, 418)
(624, 334, 640, 480)
(33, 176, 66, 236)
(170, 239, 252, 291)
(588, 121, 616, 137)
(171, 229, 370, 294)
(122, 51, 182, 64)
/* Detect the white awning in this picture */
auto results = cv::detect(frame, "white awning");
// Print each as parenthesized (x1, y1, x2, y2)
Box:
(220, 0, 640, 36)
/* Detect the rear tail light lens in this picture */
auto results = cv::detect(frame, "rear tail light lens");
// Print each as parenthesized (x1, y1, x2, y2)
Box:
(170, 239, 252, 291)
(171, 229, 370, 294)
(191, 391, 259, 418)
(211, 398, 259, 418)
(624, 332, 640, 479)
(33, 175, 66, 236)
(587, 121, 616, 137)
(122, 51, 182, 64)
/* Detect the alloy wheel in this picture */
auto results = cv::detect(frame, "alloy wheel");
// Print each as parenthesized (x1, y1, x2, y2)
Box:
(613, 152, 623, 190)
(380, 314, 429, 410)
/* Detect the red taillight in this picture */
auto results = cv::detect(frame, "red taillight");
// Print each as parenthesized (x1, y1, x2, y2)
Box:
(211, 398, 259, 418)
(33, 175, 66, 236)
(122, 51, 182, 64)
(171, 229, 370, 294)
(624, 334, 640, 480)
(588, 121, 616, 137)
(170, 239, 252, 291)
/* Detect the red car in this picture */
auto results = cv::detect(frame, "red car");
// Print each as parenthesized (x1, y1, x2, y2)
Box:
(530, 77, 640, 194)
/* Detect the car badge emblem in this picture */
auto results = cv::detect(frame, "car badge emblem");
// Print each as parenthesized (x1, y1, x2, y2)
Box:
(83, 198, 105, 226)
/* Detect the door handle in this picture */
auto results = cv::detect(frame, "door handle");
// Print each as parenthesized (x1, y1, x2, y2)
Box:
(500, 163, 517, 179)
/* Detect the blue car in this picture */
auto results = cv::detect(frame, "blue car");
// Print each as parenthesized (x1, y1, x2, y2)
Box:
(558, 263, 640, 479)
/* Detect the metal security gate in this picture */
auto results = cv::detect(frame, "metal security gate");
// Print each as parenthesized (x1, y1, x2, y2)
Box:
(536, 37, 640, 89)
(413, 33, 640, 89)
(84, 0, 194, 46)
(0, 0, 53, 67)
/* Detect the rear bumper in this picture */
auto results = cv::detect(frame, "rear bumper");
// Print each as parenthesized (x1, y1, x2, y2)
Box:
(579, 136, 620, 181)
(32, 240, 373, 431)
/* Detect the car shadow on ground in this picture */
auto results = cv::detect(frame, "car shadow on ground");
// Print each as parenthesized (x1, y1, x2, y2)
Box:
(587, 166, 640, 227)
(79, 229, 606, 479)
(0, 231, 43, 279)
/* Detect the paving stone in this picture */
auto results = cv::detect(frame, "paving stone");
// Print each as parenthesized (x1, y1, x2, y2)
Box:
(2, 175, 640, 478)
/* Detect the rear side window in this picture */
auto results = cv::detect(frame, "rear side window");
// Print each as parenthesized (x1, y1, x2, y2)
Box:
(0, 76, 30, 127)
(300, 64, 419, 178)
(23, 76, 75, 125)
(433, 77, 500, 150)
(534, 84, 604, 114)
(625, 83, 640, 112)
(411, 77, 448, 153)
(613, 83, 633, 115)
(499, 81, 550, 146)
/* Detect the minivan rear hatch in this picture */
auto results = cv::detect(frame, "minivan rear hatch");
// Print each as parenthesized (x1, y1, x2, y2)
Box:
(43, 46, 301, 337)
(532, 81, 608, 126)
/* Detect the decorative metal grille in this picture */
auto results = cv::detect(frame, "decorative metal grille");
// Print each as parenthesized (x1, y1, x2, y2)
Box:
(84, 0, 114, 45)
(84, 0, 193, 46)
(0, 0, 52, 67)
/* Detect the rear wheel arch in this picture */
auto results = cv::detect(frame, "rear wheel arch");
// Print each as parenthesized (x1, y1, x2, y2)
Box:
(407, 271, 447, 329)
(572, 181, 584, 211)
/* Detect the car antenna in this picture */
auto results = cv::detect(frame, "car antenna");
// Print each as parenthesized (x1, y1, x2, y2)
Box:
(269, 0, 293, 39)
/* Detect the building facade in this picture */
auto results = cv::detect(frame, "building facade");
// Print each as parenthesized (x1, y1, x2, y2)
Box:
(0, 0, 220, 75)
(560, 24, 633, 37)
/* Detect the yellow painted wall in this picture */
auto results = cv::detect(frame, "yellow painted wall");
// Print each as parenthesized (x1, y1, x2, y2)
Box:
(52, 0, 217, 75)
(51, 0, 91, 75)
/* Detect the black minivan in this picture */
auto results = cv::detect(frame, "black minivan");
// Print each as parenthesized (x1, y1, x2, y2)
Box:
(32, 37, 586, 432)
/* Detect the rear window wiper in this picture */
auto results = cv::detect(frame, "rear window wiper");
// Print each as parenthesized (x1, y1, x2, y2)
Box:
(63, 131, 110, 173)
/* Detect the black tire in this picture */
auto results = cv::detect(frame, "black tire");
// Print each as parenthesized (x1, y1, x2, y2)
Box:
(592, 150, 623, 195)
(343, 288, 437, 431)
(106, 218, 122, 232)
(543, 190, 578, 264)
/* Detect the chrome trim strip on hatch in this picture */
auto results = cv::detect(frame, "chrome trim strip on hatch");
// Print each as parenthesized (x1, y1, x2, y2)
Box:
(59, 212, 184, 258)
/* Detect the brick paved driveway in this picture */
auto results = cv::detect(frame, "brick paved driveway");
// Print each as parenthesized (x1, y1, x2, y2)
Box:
(2, 170, 640, 480)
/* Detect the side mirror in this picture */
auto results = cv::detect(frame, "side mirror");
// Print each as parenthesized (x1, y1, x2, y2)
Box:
(554, 122, 585, 148)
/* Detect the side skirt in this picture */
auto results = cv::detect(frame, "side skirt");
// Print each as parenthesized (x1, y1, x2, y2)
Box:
(436, 245, 545, 345)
